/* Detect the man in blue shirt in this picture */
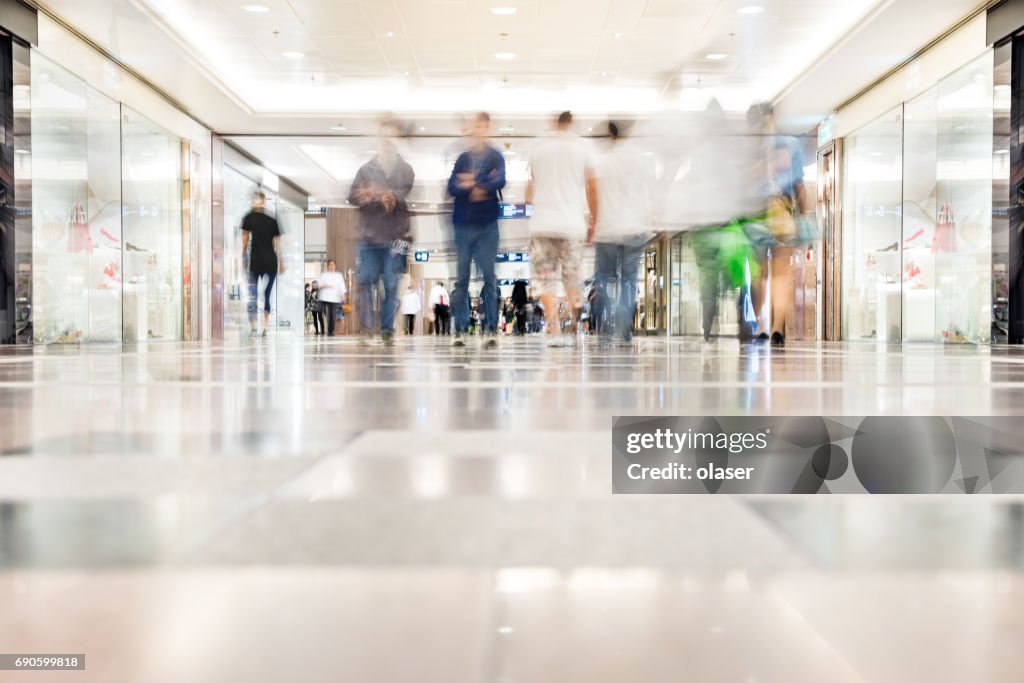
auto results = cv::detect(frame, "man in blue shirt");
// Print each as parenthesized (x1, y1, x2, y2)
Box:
(447, 112, 507, 348)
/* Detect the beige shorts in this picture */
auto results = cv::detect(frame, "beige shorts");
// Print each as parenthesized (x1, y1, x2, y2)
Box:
(530, 236, 584, 295)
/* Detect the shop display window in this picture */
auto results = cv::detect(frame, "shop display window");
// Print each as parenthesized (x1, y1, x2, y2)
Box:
(842, 50, 993, 344)
(841, 105, 904, 342)
(121, 107, 183, 342)
(30, 54, 122, 343)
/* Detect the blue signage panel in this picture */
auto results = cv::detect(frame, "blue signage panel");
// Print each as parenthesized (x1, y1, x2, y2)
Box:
(414, 251, 430, 262)
(497, 252, 529, 263)
(499, 203, 534, 219)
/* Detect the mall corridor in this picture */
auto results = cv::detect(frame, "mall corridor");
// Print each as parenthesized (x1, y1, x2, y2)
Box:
(4, 0, 1024, 680)
(2, 338, 1024, 681)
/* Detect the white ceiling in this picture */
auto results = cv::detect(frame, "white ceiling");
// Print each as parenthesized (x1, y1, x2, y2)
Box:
(40, 0, 885, 121)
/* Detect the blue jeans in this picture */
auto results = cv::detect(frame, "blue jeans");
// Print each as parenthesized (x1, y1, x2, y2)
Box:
(356, 242, 404, 334)
(452, 221, 499, 334)
(594, 235, 645, 339)
(247, 269, 277, 324)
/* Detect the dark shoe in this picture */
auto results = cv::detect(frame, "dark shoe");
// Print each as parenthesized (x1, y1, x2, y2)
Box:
(756, 333, 770, 343)
(451, 333, 466, 348)
(484, 333, 499, 349)
(770, 332, 784, 346)
(381, 331, 395, 347)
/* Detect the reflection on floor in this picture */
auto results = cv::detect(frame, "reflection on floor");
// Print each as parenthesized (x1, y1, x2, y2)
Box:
(2, 335, 1024, 682)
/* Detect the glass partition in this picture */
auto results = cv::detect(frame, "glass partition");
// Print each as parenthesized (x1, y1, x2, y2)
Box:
(934, 53, 993, 343)
(273, 197, 305, 334)
(121, 107, 182, 342)
(223, 165, 259, 337)
(902, 87, 939, 342)
(842, 105, 904, 342)
(30, 54, 122, 343)
(842, 51, 994, 344)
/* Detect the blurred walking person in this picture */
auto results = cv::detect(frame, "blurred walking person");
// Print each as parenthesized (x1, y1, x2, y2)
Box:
(401, 284, 421, 336)
(430, 281, 451, 335)
(526, 111, 598, 347)
(511, 279, 528, 335)
(447, 112, 506, 348)
(308, 281, 325, 335)
(348, 119, 415, 347)
(592, 121, 654, 343)
(240, 191, 284, 337)
(317, 260, 347, 337)
(747, 103, 812, 347)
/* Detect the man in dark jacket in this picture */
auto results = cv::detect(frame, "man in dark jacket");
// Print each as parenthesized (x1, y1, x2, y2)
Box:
(447, 112, 506, 348)
(348, 119, 416, 346)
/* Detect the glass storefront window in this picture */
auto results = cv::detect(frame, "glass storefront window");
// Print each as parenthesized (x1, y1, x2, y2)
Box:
(842, 51, 994, 344)
(121, 107, 183, 342)
(842, 105, 904, 342)
(934, 53, 993, 343)
(30, 54, 122, 343)
(223, 165, 259, 337)
(273, 197, 305, 334)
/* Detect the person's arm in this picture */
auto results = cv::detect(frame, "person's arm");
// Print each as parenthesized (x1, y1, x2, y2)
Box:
(447, 155, 471, 197)
(240, 229, 250, 261)
(475, 150, 506, 193)
(272, 220, 284, 273)
(273, 236, 285, 274)
(348, 167, 377, 207)
(585, 164, 599, 246)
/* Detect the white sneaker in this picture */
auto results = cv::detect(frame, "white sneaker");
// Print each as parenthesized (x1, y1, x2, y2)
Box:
(546, 335, 572, 348)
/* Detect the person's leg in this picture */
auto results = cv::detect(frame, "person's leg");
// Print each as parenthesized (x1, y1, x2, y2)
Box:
(312, 303, 322, 335)
(324, 302, 336, 336)
(262, 270, 277, 331)
(356, 243, 381, 336)
(619, 235, 645, 341)
(247, 269, 259, 333)
(433, 306, 441, 335)
(770, 246, 795, 340)
(594, 242, 617, 337)
(380, 248, 404, 336)
(530, 237, 561, 337)
(451, 227, 473, 334)
(475, 221, 500, 334)
(559, 238, 584, 332)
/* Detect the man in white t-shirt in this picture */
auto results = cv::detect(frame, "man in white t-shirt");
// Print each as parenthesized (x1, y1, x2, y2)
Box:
(593, 121, 655, 342)
(526, 111, 598, 347)
(429, 282, 451, 336)
(317, 259, 347, 337)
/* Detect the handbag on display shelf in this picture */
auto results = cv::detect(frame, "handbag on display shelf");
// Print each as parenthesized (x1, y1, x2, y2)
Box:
(932, 203, 956, 254)
(67, 203, 92, 254)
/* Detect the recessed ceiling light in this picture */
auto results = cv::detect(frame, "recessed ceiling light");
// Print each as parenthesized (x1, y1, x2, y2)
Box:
(386, 31, 395, 37)
(495, 52, 516, 60)
(705, 53, 728, 61)
(491, 6, 517, 15)
(14, 149, 29, 155)
(737, 5, 764, 14)
(281, 51, 305, 60)
(614, 32, 623, 38)
(499, 125, 515, 132)
(996, 149, 1010, 154)
(329, 124, 347, 132)
(242, 4, 269, 12)
(419, 126, 427, 132)
(600, 71, 608, 76)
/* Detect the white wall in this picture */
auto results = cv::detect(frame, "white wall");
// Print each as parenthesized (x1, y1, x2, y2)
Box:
(834, 13, 989, 137)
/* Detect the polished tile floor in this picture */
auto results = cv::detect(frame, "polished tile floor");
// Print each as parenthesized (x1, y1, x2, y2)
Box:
(2, 335, 1024, 682)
